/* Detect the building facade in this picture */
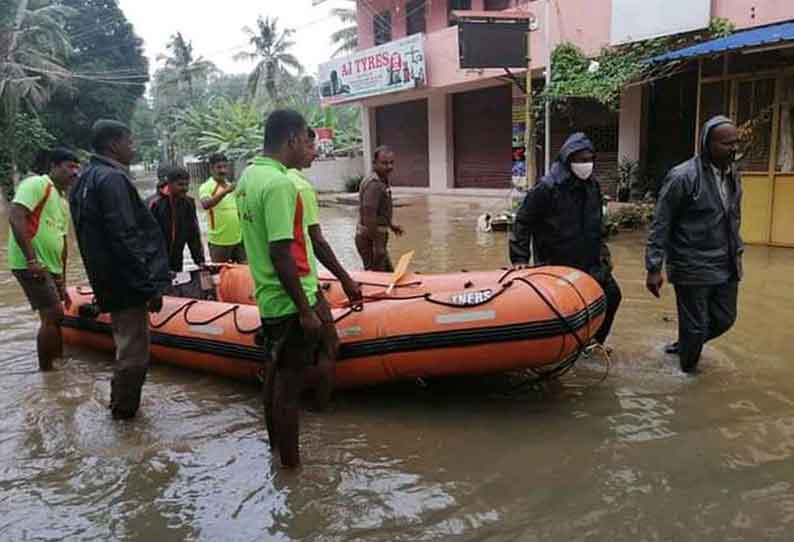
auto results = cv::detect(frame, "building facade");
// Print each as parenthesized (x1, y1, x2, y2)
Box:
(324, 0, 794, 245)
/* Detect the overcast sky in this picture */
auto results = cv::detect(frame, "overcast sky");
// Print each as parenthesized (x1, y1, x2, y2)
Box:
(117, 0, 350, 77)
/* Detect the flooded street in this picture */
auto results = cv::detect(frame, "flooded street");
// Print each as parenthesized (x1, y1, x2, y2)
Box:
(2, 180, 794, 541)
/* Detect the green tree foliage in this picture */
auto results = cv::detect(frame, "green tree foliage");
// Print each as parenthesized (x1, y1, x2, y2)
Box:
(0, 111, 54, 199)
(1, 0, 74, 113)
(1, 0, 73, 198)
(130, 97, 159, 169)
(544, 41, 670, 108)
(271, 74, 362, 154)
(234, 16, 303, 104)
(206, 72, 249, 102)
(150, 31, 219, 162)
(158, 32, 216, 101)
(40, 0, 148, 151)
(545, 17, 736, 109)
(175, 98, 262, 161)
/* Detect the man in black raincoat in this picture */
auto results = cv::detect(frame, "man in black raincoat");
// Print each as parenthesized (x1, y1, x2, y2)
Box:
(70, 120, 171, 419)
(510, 132, 621, 345)
(646, 115, 743, 373)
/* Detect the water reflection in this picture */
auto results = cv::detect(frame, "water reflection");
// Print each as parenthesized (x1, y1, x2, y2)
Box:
(1, 178, 794, 540)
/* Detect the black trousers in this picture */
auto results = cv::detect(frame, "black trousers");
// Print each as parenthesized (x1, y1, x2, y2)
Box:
(673, 281, 738, 372)
(595, 274, 622, 345)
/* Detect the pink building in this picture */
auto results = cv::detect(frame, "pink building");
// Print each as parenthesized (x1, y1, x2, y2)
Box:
(327, 0, 794, 213)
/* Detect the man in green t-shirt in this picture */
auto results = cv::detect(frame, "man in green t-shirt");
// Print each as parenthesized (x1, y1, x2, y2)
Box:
(237, 110, 359, 469)
(7, 148, 80, 371)
(199, 152, 246, 263)
(286, 127, 361, 410)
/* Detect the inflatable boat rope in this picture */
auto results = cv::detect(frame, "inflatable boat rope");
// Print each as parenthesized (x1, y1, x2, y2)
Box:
(75, 268, 597, 382)
(330, 268, 594, 379)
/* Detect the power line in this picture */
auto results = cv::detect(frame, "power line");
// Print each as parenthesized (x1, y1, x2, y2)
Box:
(16, 63, 148, 86)
(66, 13, 132, 43)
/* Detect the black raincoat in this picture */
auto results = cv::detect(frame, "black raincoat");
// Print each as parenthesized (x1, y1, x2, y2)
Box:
(146, 193, 205, 272)
(510, 132, 611, 282)
(70, 155, 171, 313)
(645, 116, 744, 285)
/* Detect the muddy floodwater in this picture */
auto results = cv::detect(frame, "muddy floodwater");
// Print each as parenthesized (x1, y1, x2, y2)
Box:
(2, 178, 794, 541)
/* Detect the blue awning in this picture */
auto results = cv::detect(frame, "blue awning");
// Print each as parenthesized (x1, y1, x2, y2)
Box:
(649, 20, 794, 64)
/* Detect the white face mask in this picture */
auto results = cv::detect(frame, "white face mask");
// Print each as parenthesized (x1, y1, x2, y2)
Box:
(570, 162, 594, 180)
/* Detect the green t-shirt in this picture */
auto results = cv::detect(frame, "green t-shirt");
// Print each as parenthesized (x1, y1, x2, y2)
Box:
(199, 177, 242, 246)
(237, 157, 318, 318)
(287, 169, 320, 227)
(287, 169, 321, 279)
(7, 175, 69, 274)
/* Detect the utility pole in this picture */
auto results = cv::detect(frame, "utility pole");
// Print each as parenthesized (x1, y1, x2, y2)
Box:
(544, 0, 551, 175)
(525, 29, 535, 187)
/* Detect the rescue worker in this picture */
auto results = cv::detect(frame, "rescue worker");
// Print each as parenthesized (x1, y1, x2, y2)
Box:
(199, 153, 246, 263)
(236, 109, 358, 468)
(510, 132, 622, 346)
(355, 146, 404, 272)
(286, 127, 362, 410)
(147, 166, 206, 273)
(7, 148, 80, 371)
(646, 115, 743, 373)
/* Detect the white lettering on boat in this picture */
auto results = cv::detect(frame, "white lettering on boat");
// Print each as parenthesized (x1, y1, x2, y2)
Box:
(448, 289, 494, 307)
(436, 310, 496, 325)
(339, 325, 363, 337)
(188, 324, 225, 336)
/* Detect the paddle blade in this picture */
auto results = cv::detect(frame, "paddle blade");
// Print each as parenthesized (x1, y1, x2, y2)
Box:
(386, 250, 415, 295)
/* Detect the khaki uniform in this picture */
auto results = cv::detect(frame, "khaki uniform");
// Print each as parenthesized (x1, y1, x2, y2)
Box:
(355, 173, 394, 272)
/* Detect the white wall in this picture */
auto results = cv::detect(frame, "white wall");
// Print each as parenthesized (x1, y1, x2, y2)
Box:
(304, 156, 365, 192)
(428, 92, 454, 192)
(618, 85, 643, 163)
(611, 0, 710, 44)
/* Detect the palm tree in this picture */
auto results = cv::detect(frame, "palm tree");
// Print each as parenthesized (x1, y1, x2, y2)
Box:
(157, 32, 216, 101)
(0, 0, 74, 113)
(0, 0, 74, 196)
(330, 0, 357, 57)
(234, 16, 303, 104)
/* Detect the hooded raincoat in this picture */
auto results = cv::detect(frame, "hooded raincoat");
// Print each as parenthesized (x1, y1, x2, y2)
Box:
(510, 132, 611, 282)
(645, 116, 744, 285)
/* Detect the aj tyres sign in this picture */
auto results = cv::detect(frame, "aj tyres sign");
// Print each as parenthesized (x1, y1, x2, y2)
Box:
(318, 34, 427, 106)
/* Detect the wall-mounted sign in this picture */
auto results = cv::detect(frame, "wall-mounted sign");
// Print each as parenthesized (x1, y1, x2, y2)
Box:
(318, 34, 426, 106)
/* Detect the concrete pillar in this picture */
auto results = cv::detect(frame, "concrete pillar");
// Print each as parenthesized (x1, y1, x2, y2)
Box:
(618, 85, 643, 163)
(361, 104, 376, 174)
(428, 92, 454, 192)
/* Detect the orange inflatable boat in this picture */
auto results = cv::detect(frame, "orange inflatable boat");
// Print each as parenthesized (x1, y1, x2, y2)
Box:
(217, 264, 556, 309)
(62, 266, 606, 389)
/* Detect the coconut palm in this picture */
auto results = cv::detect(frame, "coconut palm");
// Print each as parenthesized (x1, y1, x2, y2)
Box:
(234, 16, 303, 104)
(157, 32, 216, 101)
(0, 0, 75, 113)
(175, 97, 262, 161)
(330, 0, 357, 57)
(1, 0, 74, 197)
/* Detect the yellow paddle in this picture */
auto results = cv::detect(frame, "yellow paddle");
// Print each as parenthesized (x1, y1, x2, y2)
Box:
(385, 250, 415, 296)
